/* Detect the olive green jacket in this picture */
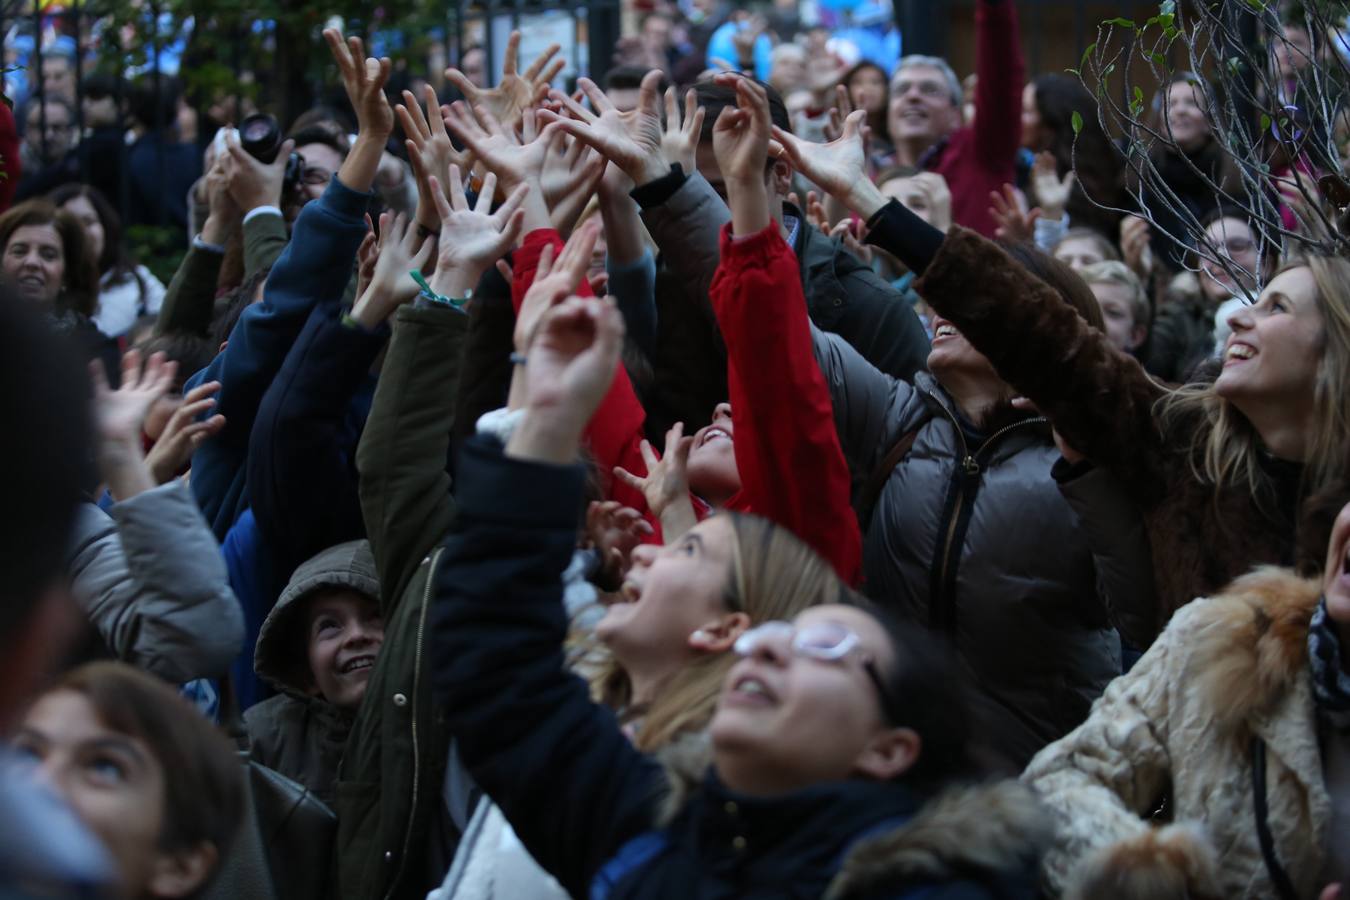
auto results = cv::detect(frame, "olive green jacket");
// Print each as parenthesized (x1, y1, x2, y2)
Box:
(335, 302, 469, 900)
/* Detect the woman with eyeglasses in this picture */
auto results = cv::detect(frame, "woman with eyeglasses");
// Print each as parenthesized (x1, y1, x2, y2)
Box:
(430, 294, 1051, 899)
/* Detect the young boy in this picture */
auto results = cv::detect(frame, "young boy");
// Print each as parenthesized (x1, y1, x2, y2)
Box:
(243, 539, 382, 806)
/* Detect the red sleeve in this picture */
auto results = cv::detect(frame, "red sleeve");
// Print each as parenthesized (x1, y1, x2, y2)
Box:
(0, 102, 20, 212)
(972, 0, 1025, 171)
(511, 229, 659, 539)
(709, 223, 862, 584)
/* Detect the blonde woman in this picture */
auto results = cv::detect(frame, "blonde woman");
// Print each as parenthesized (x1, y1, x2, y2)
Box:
(776, 111, 1350, 648)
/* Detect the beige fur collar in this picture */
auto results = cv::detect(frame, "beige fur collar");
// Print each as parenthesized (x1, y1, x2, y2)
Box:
(826, 779, 1051, 899)
(1184, 566, 1319, 733)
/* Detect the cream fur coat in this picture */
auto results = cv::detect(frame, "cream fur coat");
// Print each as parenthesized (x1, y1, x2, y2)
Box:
(1023, 566, 1332, 899)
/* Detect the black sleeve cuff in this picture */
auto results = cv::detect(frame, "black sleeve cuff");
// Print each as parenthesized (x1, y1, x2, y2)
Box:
(630, 162, 686, 210)
(1052, 456, 1095, 484)
(863, 199, 946, 277)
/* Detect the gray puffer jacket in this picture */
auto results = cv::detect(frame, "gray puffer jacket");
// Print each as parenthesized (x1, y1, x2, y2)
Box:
(813, 329, 1121, 770)
(66, 481, 242, 683)
(243, 539, 380, 807)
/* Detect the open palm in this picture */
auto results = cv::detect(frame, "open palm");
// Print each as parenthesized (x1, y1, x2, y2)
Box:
(432, 169, 527, 279)
(538, 71, 668, 185)
(772, 109, 868, 202)
(444, 101, 550, 192)
(445, 31, 564, 131)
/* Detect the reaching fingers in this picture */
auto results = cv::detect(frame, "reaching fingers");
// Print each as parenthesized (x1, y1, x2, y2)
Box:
(662, 422, 686, 458)
(448, 164, 470, 210)
(443, 68, 479, 101)
(557, 220, 600, 285)
(496, 259, 514, 284)
(119, 347, 143, 389)
(547, 88, 596, 124)
(637, 70, 665, 118)
(613, 466, 646, 492)
(638, 438, 660, 473)
(477, 171, 499, 212)
(534, 242, 557, 281)
(576, 77, 614, 115)
(492, 182, 530, 226)
(401, 90, 432, 139)
(664, 86, 679, 134)
(502, 31, 521, 76)
(522, 41, 561, 82)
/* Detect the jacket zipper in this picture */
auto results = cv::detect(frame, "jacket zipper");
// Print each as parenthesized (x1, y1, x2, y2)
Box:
(930, 405, 1045, 632)
(384, 545, 444, 900)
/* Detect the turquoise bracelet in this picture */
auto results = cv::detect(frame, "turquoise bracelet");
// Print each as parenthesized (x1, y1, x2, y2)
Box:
(410, 269, 470, 311)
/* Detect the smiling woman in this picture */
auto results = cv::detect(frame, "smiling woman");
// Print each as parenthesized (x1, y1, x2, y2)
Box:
(0, 199, 116, 379)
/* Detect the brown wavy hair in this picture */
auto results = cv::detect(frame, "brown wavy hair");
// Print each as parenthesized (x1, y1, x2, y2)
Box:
(0, 199, 100, 317)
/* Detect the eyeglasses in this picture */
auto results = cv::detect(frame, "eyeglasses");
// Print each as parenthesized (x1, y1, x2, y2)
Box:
(733, 621, 905, 725)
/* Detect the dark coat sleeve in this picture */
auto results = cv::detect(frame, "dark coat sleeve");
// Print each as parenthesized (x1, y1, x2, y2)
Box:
(186, 176, 371, 538)
(247, 302, 385, 583)
(432, 436, 666, 898)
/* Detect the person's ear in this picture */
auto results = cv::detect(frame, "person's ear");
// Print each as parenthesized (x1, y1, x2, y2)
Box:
(688, 611, 752, 653)
(147, 842, 217, 899)
(767, 158, 792, 198)
(852, 727, 921, 782)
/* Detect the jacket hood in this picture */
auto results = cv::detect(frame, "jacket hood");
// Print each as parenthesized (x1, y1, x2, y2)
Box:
(254, 539, 381, 694)
(1184, 565, 1319, 734)
(654, 735, 1051, 898)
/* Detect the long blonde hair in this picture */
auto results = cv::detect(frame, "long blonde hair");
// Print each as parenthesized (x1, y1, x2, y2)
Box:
(1157, 254, 1350, 502)
(591, 513, 856, 752)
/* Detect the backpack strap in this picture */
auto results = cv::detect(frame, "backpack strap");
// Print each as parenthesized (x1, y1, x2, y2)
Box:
(1250, 735, 1299, 900)
(857, 430, 919, 528)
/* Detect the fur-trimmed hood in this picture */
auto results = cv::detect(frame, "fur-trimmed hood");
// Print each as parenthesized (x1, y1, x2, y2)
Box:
(1184, 565, 1320, 734)
(654, 738, 1052, 898)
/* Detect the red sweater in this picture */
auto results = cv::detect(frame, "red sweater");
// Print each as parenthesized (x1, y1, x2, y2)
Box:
(928, 0, 1024, 237)
(710, 223, 861, 584)
(0, 102, 19, 212)
(512, 226, 861, 583)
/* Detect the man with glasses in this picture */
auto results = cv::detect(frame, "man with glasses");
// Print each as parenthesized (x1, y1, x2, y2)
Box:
(886, 0, 1025, 236)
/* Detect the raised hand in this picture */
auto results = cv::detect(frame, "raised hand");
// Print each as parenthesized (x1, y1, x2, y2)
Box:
(1030, 151, 1075, 221)
(614, 422, 698, 541)
(528, 114, 606, 235)
(507, 295, 626, 464)
(1119, 215, 1154, 279)
(445, 30, 564, 132)
(832, 218, 874, 265)
(989, 184, 1039, 244)
(772, 107, 884, 218)
(586, 500, 655, 584)
(221, 129, 294, 213)
(537, 71, 669, 186)
(349, 212, 434, 328)
(200, 155, 242, 245)
(398, 83, 473, 228)
(323, 28, 394, 138)
(144, 380, 226, 484)
(711, 73, 773, 183)
(429, 168, 527, 298)
(355, 217, 378, 299)
(661, 86, 705, 176)
(97, 350, 177, 449)
(444, 100, 552, 195)
(515, 221, 600, 352)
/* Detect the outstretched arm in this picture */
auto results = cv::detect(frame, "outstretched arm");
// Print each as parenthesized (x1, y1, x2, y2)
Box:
(433, 299, 663, 897)
(711, 74, 861, 582)
(777, 115, 1170, 496)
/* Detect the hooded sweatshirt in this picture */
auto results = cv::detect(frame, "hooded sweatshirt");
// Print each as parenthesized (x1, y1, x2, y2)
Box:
(242, 540, 380, 807)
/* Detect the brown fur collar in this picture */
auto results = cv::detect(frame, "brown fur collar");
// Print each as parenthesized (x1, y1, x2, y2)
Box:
(1185, 566, 1319, 733)
(653, 741, 1052, 898)
(825, 779, 1052, 899)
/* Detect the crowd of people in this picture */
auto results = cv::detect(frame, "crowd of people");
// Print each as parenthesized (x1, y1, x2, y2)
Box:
(2, 0, 1350, 898)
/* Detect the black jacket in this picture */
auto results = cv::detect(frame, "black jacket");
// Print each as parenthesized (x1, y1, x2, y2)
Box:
(431, 437, 1049, 900)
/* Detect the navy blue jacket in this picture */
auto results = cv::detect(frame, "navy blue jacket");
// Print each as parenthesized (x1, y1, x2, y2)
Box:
(186, 176, 372, 540)
(247, 300, 383, 593)
(432, 437, 1039, 900)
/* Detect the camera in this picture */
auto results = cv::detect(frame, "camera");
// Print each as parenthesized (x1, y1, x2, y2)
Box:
(238, 113, 304, 193)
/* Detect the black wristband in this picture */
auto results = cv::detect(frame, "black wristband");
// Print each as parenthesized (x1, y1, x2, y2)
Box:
(629, 162, 687, 210)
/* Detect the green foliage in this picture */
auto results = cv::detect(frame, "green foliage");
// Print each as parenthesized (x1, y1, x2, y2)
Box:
(126, 225, 187, 287)
(1071, 110, 1083, 134)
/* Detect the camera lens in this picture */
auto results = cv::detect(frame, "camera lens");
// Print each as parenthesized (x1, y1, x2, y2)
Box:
(239, 113, 283, 164)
